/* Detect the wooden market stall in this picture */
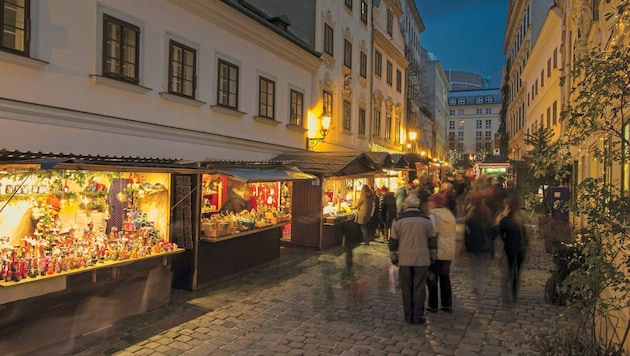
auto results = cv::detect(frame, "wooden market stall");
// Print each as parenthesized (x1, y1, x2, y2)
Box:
(0, 149, 194, 353)
(271, 151, 380, 250)
(170, 161, 316, 291)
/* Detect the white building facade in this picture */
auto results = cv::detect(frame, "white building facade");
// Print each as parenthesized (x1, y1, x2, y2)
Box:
(0, 0, 320, 161)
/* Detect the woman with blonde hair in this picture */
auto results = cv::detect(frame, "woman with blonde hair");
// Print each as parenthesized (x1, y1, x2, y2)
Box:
(355, 184, 375, 245)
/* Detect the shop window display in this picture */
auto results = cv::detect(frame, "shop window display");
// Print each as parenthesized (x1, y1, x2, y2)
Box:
(200, 174, 292, 240)
(0, 169, 178, 285)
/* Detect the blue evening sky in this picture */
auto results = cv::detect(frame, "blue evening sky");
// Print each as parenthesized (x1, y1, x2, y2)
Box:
(414, 0, 508, 89)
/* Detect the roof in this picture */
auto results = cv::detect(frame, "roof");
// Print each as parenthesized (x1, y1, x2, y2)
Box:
(271, 151, 378, 177)
(481, 154, 510, 164)
(365, 152, 394, 169)
(193, 160, 316, 182)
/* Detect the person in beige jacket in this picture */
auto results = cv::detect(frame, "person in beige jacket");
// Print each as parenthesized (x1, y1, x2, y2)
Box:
(388, 194, 436, 325)
(427, 192, 457, 313)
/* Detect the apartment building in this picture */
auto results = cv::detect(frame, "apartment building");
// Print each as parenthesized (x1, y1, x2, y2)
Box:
(446, 88, 502, 161)
(419, 47, 449, 161)
(0, 0, 321, 161)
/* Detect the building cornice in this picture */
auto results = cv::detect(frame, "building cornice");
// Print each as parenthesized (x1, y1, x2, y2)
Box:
(373, 30, 409, 68)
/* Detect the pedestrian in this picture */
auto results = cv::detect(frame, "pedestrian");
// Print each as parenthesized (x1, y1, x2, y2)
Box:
(388, 194, 436, 325)
(426, 192, 457, 313)
(378, 186, 397, 242)
(439, 182, 458, 217)
(354, 184, 375, 245)
(394, 177, 408, 214)
(499, 196, 527, 303)
(464, 192, 494, 302)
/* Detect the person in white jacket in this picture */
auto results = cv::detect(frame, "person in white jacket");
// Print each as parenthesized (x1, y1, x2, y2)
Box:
(427, 192, 457, 313)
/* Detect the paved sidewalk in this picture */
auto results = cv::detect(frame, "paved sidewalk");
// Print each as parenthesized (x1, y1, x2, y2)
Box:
(38, 222, 568, 356)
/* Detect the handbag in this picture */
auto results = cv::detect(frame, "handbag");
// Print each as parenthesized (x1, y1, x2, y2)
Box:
(389, 264, 400, 293)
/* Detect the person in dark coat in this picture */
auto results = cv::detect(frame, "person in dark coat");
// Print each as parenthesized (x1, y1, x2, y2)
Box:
(499, 196, 526, 303)
(464, 192, 494, 302)
(379, 186, 397, 241)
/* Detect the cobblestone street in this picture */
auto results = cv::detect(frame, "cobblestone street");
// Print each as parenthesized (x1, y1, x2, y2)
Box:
(37, 220, 569, 356)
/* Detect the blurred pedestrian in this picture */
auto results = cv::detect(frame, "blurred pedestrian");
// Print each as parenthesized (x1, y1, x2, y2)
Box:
(355, 184, 375, 245)
(464, 192, 494, 302)
(388, 194, 436, 325)
(378, 186, 397, 242)
(395, 177, 408, 214)
(426, 192, 457, 313)
(499, 196, 527, 303)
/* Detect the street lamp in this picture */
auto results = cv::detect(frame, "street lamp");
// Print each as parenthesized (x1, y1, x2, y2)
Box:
(408, 131, 417, 153)
(306, 114, 331, 149)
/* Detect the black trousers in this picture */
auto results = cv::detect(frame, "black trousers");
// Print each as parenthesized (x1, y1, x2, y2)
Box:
(506, 251, 525, 296)
(399, 265, 429, 323)
(427, 260, 452, 310)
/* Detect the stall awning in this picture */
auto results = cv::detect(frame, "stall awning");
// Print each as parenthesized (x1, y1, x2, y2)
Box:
(216, 166, 316, 183)
(365, 152, 394, 170)
(271, 151, 379, 178)
(0, 148, 201, 173)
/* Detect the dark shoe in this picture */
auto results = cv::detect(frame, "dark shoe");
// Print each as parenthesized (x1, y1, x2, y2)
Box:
(427, 307, 438, 313)
(440, 307, 453, 313)
(412, 318, 426, 325)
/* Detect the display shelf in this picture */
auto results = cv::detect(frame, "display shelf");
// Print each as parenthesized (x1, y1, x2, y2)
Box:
(0, 248, 185, 288)
(200, 222, 290, 243)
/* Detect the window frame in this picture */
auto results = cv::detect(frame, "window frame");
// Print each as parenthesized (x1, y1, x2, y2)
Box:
(323, 24, 334, 56)
(374, 50, 382, 77)
(386, 8, 393, 36)
(359, 51, 367, 78)
(323, 90, 333, 116)
(360, 0, 368, 24)
(102, 14, 140, 84)
(343, 100, 352, 131)
(343, 39, 352, 69)
(396, 69, 402, 92)
(457, 97, 465, 105)
(345, 0, 352, 10)
(358, 107, 366, 135)
(373, 108, 381, 136)
(385, 113, 392, 140)
(289, 89, 304, 126)
(168, 40, 197, 99)
(386, 61, 393, 85)
(258, 76, 275, 119)
(1, 0, 30, 56)
(217, 59, 239, 109)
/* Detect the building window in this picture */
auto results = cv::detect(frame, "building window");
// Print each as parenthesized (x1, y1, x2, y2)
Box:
(360, 51, 367, 78)
(458, 120, 464, 129)
(484, 96, 493, 103)
(168, 40, 196, 98)
(553, 48, 558, 69)
(552, 100, 557, 125)
(476, 97, 483, 104)
(289, 89, 303, 126)
(386, 8, 393, 36)
(258, 77, 275, 119)
(1, 0, 29, 55)
(485, 131, 492, 139)
(476, 108, 482, 115)
(360, 0, 368, 24)
(373, 109, 381, 136)
(457, 97, 465, 104)
(449, 109, 455, 115)
(486, 108, 492, 114)
(476, 120, 482, 129)
(396, 69, 402, 92)
(343, 100, 352, 131)
(476, 131, 482, 140)
(458, 109, 464, 116)
(345, 0, 352, 10)
(449, 98, 456, 105)
(449, 120, 455, 130)
(358, 108, 366, 135)
(457, 131, 464, 141)
(546, 106, 551, 128)
(385, 113, 392, 140)
(323, 90, 333, 116)
(395, 117, 401, 143)
(324, 24, 333, 56)
(547, 58, 552, 77)
(343, 40, 352, 68)
(541, 70, 544, 87)
(448, 132, 455, 140)
(485, 119, 491, 129)
(374, 50, 382, 76)
(103, 15, 140, 84)
(386, 61, 393, 85)
(458, 142, 464, 151)
(217, 59, 239, 109)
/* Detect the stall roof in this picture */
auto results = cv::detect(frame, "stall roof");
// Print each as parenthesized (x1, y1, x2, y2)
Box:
(271, 151, 379, 177)
(365, 152, 394, 170)
(479, 153, 510, 165)
(390, 154, 410, 169)
(0, 148, 200, 173)
(194, 161, 316, 183)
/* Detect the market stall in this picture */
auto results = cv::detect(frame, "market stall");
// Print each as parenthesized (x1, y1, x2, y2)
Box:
(367, 152, 410, 191)
(0, 149, 192, 351)
(171, 161, 315, 290)
(271, 151, 380, 250)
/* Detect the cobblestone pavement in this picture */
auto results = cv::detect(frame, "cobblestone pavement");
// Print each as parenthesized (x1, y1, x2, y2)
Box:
(39, 220, 570, 355)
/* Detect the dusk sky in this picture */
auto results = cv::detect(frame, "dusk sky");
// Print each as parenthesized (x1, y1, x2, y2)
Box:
(414, 0, 508, 89)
